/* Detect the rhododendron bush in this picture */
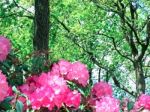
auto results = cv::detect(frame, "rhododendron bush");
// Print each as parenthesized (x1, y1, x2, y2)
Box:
(0, 70, 10, 102)
(1, 36, 150, 112)
(0, 36, 11, 62)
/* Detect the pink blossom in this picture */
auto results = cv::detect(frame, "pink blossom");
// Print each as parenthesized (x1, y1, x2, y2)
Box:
(0, 70, 10, 102)
(65, 90, 81, 108)
(29, 86, 55, 110)
(7, 87, 13, 96)
(38, 72, 68, 91)
(49, 63, 60, 76)
(67, 61, 89, 86)
(50, 60, 71, 77)
(19, 75, 39, 95)
(0, 36, 11, 61)
(133, 94, 150, 111)
(19, 75, 41, 109)
(91, 81, 113, 98)
(47, 75, 70, 108)
(58, 60, 71, 76)
(25, 73, 81, 110)
(37, 72, 49, 86)
(26, 75, 39, 84)
(95, 96, 120, 112)
(50, 60, 89, 87)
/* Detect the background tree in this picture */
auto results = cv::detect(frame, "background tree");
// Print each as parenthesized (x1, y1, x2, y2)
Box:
(33, 0, 49, 58)
(32, 0, 50, 73)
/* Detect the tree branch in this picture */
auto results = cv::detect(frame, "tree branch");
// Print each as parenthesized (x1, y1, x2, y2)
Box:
(98, 33, 133, 62)
(51, 14, 70, 33)
(137, 19, 150, 61)
(12, 0, 34, 14)
(0, 13, 34, 19)
(125, 20, 142, 45)
(112, 75, 136, 97)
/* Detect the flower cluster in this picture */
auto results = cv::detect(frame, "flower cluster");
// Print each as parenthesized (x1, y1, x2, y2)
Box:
(19, 60, 89, 111)
(91, 81, 112, 98)
(90, 82, 120, 112)
(19, 75, 39, 96)
(0, 70, 10, 102)
(0, 36, 11, 61)
(95, 96, 120, 112)
(20, 70, 81, 110)
(133, 94, 150, 111)
(50, 60, 89, 87)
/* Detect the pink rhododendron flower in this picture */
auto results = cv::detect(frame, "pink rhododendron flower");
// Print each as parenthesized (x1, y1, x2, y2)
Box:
(0, 36, 11, 61)
(37, 72, 49, 86)
(58, 60, 71, 75)
(67, 61, 89, 86)
(50, 60, 71, 77)
(19, 75, 39, 95)
(7, 87, 13, 96)
(0, 70, 10, 102)
(29, 86, 55, 110)
(95, 96, 120, 112)
(50, 60, 89, 86)
(19, 75, 41, 110)
(91, 81, 112, 98)
(133, 94, 150, 111)
(21, 72, 81, 110)
(26, 75, 39, 84)
(65, 90, 81, 108)
(47, 75, 70, 108)
(49, 63, 60, 76)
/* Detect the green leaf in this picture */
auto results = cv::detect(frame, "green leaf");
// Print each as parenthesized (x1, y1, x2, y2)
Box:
(127, 101, 134, 111)
(0, 97, 13, 110)
(6, 110, 15, 112)
(16, 100, 24, 112)
(3, 96, 14, 102)
(12, 86, 20, 94)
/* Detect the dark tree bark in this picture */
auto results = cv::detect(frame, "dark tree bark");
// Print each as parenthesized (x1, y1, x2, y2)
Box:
(133, 61, 145, 95)
(33, 0, 49, 58)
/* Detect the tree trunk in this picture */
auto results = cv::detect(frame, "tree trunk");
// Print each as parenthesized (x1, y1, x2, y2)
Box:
(133, 61, 145, 96)
(33, 0, 49, 58)
(32, 0, 49, 74)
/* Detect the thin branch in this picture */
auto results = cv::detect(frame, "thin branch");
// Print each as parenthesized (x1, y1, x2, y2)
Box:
(98, 33, 133, 62)
(125, 20, 142, 45)
(0, 13, 34, 19)
(138, 19, 150, 61)
(112, 75, 136, 97)
(51, 14, 70, 33)
(12, 0, 34, 14)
